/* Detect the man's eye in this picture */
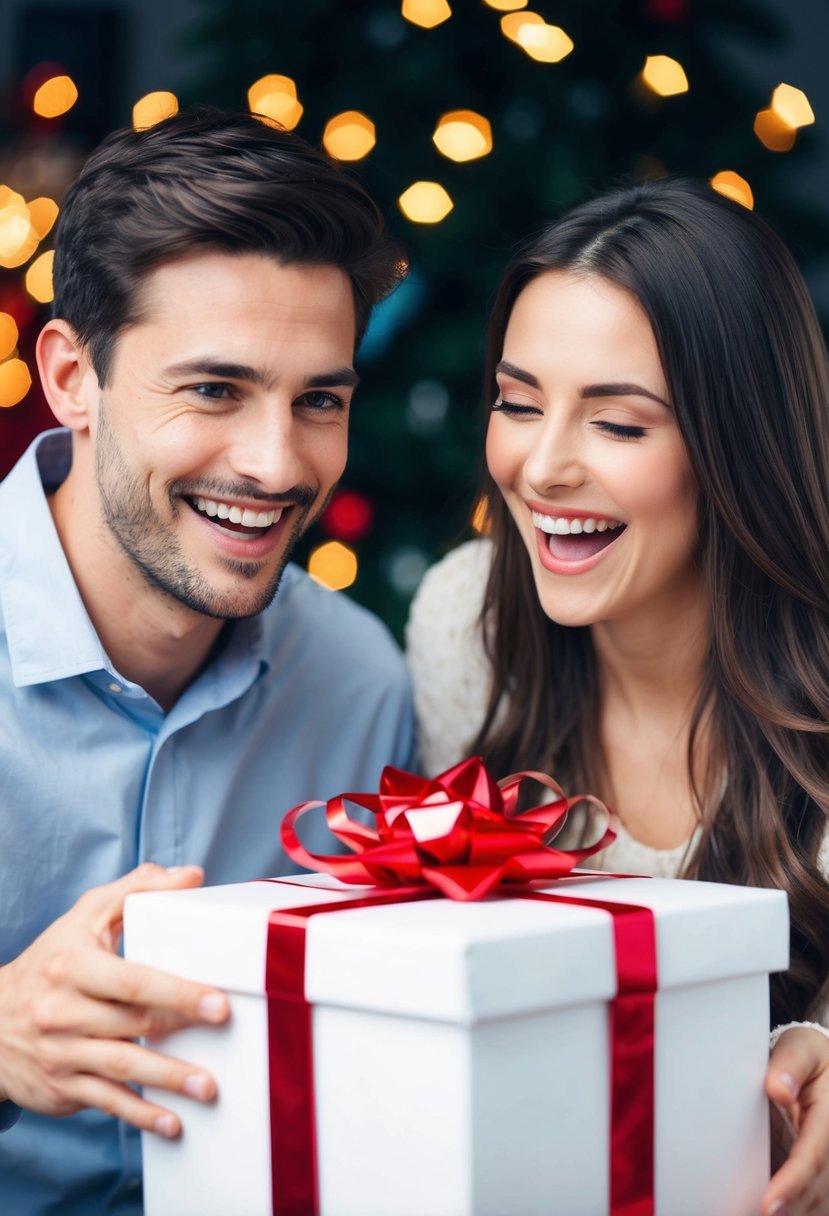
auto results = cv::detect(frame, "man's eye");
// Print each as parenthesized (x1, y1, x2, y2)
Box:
(297, 391, 345, 411)
(192, 383, 234, 400)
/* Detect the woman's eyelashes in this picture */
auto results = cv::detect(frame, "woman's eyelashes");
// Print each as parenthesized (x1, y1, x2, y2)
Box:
(493, 398, 648, 439)
(592, 420, 648, 440)
(492, 397, 541, 417)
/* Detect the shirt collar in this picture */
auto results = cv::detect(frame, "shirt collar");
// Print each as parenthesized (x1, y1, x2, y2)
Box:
(0, 430, 272, 691)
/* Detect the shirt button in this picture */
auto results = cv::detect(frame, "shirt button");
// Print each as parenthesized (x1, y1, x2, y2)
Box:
(108, 682, 122, 694)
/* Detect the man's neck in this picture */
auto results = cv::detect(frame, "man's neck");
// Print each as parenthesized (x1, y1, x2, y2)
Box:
(48, 470, 225, 712)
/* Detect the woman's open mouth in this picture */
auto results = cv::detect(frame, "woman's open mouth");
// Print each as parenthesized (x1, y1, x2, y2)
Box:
(532, 510, 626, 562)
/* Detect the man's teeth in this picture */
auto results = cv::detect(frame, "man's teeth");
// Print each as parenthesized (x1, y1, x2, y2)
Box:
(195, 497, 282, 528)
(531, 511, 623, 535)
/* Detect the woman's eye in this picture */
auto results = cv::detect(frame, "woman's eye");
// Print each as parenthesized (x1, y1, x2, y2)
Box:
(492, 398, 541, 417)
(593, 420, 647, 440)
(297, 391, 346, 412)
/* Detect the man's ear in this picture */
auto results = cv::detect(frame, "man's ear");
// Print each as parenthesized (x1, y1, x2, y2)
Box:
(35, 319, 99, 433)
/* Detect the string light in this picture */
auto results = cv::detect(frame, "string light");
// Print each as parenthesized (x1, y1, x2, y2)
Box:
(401, 0, 452, 29)
(710, 171, 754, 210)
(771, 83, 815, 130)
(247, 75, 303, 130)
(0, 358, 31, 408)
(308, 541, 358, 591)
(433, 111, 493, 162)
(25, 250, 55, 303)
(0, 313, 18, 362)
(398, 181, 454, 223)
(754, 108, 796, 152)
(32, 75, 78, 119)
(641, 55, 689, 97)
(323, 112, 376, 161)
(133, 92, 179, 132)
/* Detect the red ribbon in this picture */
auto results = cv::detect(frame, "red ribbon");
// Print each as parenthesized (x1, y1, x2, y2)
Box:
(266, 760, 656, 1215)
(280, 756, 617, 901)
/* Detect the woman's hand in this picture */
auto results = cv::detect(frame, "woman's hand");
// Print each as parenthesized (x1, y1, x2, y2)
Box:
(762, 1026, 829, 1215)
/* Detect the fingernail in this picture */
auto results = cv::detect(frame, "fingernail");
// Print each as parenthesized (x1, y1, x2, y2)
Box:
(198, 992, 228, 1022)
(768, 1201, 788, 1216)
(779, 1071, 799, 1100)
(183, 1073, 213, 1101)
(154, 1112, 179, 1138)
(166, 865, 200, 875)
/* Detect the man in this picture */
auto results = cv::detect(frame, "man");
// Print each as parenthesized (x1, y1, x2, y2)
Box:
(0, 107, 414, 1213)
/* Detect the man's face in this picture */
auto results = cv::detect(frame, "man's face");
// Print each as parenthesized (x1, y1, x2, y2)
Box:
(90, 252, 357, 619)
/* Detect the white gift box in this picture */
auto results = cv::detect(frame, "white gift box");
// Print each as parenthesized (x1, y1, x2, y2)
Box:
(124, 873, 788, 1216)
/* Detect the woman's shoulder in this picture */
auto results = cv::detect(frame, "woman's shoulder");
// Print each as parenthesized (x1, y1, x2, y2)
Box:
(405, 538, 494, 776)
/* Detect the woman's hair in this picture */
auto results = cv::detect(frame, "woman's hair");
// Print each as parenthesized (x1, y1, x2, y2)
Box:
(473, 178, 829, 1026)
(53, 106, 404, 385)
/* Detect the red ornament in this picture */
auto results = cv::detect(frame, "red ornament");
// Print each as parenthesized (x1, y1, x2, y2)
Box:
(320, 489, 374, 542)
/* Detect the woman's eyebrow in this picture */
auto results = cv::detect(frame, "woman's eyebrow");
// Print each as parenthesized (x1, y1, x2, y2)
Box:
(582, 382, 672, 409)
(495, 359, 540, 388)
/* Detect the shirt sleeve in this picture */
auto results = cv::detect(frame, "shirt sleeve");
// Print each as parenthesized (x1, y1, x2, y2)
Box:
(0, 1102, 21, 1133)
(405, 539, 495, 777)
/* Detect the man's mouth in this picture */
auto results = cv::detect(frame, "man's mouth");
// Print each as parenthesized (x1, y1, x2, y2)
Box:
(531, 511, 626, 562)
(188, 494, 285, 538)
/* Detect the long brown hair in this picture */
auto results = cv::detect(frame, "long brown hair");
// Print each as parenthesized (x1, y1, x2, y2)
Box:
(473, 179, 829, 1026)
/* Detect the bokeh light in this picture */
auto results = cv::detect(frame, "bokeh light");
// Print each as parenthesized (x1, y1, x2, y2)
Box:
(710, 171, 754, 210)
(308, 541, 359, 591)
(0, 358, 32, 408)
(25, 250, 55, 303)
(248, 75, 303, 130)
(401, 0, 452, 29)
(0, 191, 37, 269)
(398, 181, 454, 223)
(32, 75, 78, 119)
(133, 91, 179, 132)
(484, 0, 528, 9)
(517, 23, 573, 63)
(27, 197, 59, 239)
(0, 314, 19, 362)
(754, 108, 796, 152)
(323, 111, 376, 161)
(641, 55, 689, 97)
(501, 11, 543, 44)
(433, 110, 493, 162)
(472, 497, 492, 535)
(771, 83, 815, 130)
(321, 490, 375, 542)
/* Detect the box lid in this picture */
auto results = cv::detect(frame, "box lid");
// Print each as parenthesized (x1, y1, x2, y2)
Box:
(124, 873, 789, 1025)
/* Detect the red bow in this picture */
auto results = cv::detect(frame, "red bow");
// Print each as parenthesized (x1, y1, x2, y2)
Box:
(281, 756, 616, 901)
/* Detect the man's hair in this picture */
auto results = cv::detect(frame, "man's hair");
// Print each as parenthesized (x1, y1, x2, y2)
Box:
(52, 105, 404, 383)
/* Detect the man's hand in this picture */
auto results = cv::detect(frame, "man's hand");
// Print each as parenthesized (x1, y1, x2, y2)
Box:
(0, 863, 229, 1138)
(762, 1026, 829, 1215)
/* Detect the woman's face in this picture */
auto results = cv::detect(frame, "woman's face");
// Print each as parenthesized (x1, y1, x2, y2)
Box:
(486, 270, 701, 632)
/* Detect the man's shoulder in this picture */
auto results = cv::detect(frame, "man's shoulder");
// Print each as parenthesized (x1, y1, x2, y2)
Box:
(261, 563, 407, 681)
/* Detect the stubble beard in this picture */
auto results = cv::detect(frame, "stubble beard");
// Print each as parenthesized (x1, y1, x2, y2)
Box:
(94, 401, 318, 620)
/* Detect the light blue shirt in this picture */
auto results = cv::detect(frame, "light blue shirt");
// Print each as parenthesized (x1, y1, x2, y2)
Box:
(0, 430, 415, 1214)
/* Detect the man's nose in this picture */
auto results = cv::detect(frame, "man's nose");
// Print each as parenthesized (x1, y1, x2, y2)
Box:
(227, 408, 307, 494)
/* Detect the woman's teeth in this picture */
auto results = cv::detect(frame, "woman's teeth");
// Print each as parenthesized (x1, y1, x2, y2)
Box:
(531, 511, 623, 535)
(194, 497, 282, 528)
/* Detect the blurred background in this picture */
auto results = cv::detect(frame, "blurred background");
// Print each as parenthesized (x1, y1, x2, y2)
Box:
(1, 0, 827, 639)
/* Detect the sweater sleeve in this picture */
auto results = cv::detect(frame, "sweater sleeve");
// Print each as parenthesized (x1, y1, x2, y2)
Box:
(405, 539, 495, 777)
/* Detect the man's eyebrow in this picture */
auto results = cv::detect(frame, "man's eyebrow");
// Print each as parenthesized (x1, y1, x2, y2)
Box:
(495, 359, 540, 388)
(581, 382, 671, 409)
(164, 360, 360, 389)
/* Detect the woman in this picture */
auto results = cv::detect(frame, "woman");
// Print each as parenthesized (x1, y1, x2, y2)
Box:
(406, 178, 829, 1216)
